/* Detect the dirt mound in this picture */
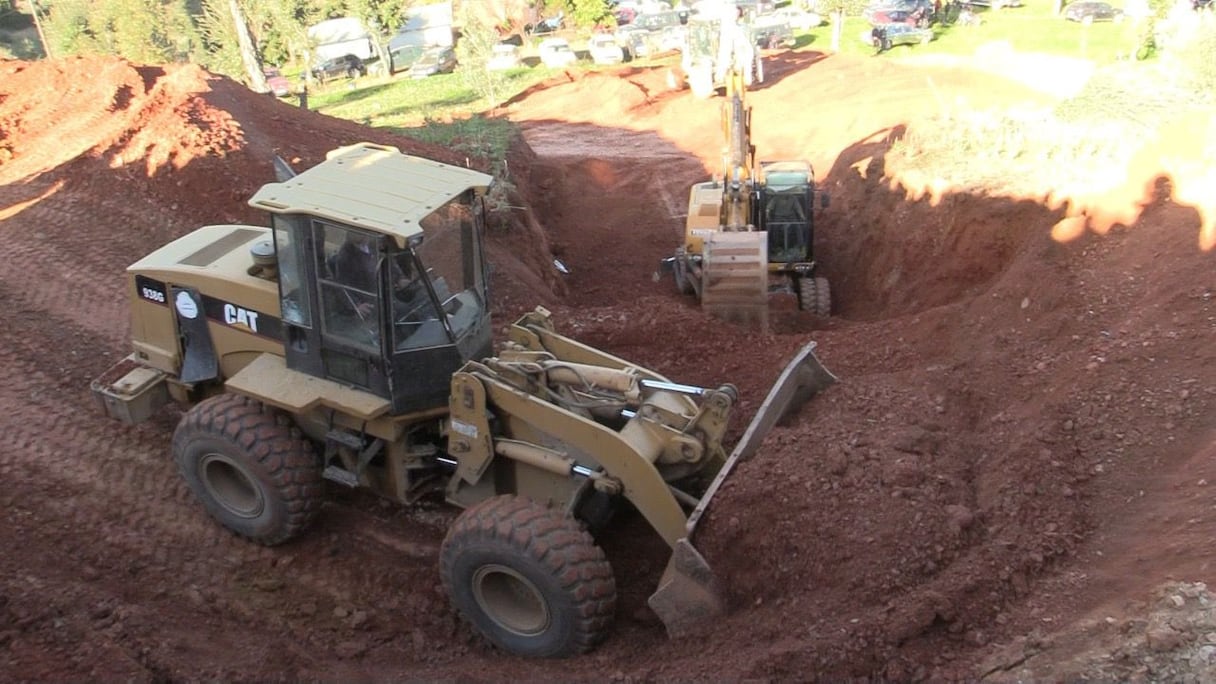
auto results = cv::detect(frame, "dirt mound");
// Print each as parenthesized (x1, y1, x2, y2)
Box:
(1, 50, 1214, 682)
(0, 56, 560, 317)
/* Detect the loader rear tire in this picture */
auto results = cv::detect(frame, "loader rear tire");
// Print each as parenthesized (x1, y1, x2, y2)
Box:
(173, 393, 322, 546)
(440, 495, 616, 658)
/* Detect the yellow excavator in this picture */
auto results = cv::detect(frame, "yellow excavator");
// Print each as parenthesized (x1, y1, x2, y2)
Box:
(665, 13, 830, 328)
(91, 143, 835, 657)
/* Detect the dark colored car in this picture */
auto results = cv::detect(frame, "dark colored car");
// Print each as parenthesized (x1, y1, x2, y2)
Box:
(408, 45, 457, 78)
(867, 23, 934, 51)
(864, 0, 934, 26)
(311, 54, 366, 84)
(527, 12, 564, 35)
(1063, 1, 1122, 22)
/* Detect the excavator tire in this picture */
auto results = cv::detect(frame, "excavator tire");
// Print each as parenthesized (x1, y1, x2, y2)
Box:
(673, 254, 696, 295)
(440, 495, 617, 658)
(172, 393, 322, 545)
(799, 276, 832, 317)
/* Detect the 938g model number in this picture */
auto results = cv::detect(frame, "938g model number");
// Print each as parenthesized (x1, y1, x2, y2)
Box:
(140, 286, 166, 303)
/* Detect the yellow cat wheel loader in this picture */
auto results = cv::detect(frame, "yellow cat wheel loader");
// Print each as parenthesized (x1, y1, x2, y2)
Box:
(91, 143, 835, 657)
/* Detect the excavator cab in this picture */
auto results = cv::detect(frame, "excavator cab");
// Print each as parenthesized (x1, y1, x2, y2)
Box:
(758, 160, 815, 264)
(251, 144, 494, 416)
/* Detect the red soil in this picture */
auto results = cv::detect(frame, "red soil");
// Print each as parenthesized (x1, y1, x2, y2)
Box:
(0, 50, 1212, 681)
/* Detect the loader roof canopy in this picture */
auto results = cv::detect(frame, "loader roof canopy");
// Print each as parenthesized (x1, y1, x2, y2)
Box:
(248, 143, 492, 246)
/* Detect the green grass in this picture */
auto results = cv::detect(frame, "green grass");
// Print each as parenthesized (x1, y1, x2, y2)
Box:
(796, 0, 1143, 61)
(308, 3, 1153, 157)
(306, 65, 557, 160)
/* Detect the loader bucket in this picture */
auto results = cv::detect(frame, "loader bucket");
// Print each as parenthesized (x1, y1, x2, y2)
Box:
(648, 340, 837, 636)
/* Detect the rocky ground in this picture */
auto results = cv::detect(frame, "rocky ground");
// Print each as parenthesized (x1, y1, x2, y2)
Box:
(0, 48, 1213, 681)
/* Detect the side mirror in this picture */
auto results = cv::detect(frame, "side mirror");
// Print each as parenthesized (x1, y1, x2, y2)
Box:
(819, 191, 830, 210)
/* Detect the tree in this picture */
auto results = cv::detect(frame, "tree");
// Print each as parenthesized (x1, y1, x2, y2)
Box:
(457, 6, 511, 107)
(563, 0, 612, 28)
(23, 0, 53, 58)
(247, 0, 323, 68)
(228, 0, 267, 91)
(196, 0, 243, 75)
(532, 0, 612, 30)
(43, 0, 201, 63)
(346, 0, 412, 74)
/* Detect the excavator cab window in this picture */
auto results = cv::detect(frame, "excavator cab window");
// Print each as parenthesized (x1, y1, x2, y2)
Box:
(763, 187, 812, 263)
(761, 162, 815, 264)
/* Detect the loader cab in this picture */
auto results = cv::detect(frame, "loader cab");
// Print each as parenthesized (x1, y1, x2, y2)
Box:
(251, 143, 494, 416)
(757, 160, 815, 265)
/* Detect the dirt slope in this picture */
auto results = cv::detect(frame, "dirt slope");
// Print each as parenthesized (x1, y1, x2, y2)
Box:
(0, 50, 1213, 682)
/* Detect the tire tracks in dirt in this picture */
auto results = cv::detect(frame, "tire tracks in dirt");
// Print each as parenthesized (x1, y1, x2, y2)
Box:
(0, 289, 467, 673)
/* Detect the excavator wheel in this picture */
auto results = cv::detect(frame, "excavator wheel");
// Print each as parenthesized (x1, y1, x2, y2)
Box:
(673, 254, 696, 295)
(440, 495, 617, 658)
(798, 276, 832, 317)
(172, 393, 322, 545)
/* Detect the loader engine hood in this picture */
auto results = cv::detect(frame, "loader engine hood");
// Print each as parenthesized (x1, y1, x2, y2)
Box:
(125, 224, 284, 379)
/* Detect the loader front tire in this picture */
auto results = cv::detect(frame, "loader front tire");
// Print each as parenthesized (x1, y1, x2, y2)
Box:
(173, 393, 322, 546)
(440, 495, 617, 658)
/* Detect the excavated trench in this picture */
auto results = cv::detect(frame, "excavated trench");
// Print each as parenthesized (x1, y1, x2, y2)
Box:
(505, 121, 1084, 679)
(502, 63, 1212, 678)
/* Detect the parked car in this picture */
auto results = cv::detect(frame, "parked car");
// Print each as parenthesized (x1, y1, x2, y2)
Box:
(864, 0, 933, 26)
(616, 23, 685, 58)
(528, 11, 564, 35)
(311, 54, 366, 84)
(767, 6, 823, 30)
(262, 67, 291, 97)
(588, 33, 625, 65)
(538, 37, 578, 68)
(388, 44, 423, 74)
(863, 23, 934, 50)
(751, 14, 797, 48)
(1063, 0, 1122, 21)
(487, 43, 522, 71)
(409, 45, 457, 78)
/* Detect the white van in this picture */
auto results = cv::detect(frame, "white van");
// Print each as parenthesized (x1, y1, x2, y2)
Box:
(487, 43, 522, 71)
(538, 37, 578, 68)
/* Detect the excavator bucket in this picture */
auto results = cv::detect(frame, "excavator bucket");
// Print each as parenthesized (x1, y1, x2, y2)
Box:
(648, 340, 837, 636)
(700, 231, 770, 330)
